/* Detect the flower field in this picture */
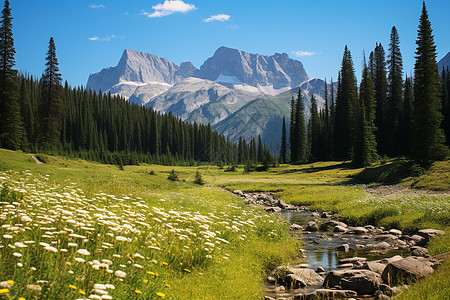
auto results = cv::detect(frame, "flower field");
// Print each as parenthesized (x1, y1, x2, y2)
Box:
(0, 167, 296, 299)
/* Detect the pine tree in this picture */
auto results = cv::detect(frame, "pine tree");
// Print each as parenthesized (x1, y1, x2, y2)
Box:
(373, 43, 388, 156)
(401, 75, 413, 155)
(0, 0, 22, 150)
(334, 46, 358, 160)
(309, 95, 320, 161)
(289, 96, 296, 162)
(294, 89, 306, 163)
(323, 78, 330, 159)
(257, 134, 263, 162)
(412, 2, 448, 162)
(386, 26, 404, 156)
(280, 115, 287, 163)
(441, 67, 450, 145)
(39, 37, 63, 149)
(352, 59, 378, 167)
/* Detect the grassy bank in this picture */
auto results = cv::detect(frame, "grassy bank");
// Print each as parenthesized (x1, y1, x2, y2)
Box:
(0, 150, 299, 299)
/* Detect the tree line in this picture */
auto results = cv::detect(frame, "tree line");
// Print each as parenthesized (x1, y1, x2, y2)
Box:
(0, 0, 276, 167)
(282, 2, 449, 166)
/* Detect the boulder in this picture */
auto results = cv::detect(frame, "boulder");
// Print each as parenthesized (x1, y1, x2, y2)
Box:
(418, 228, 445, 238)
(277, 200, 289, 209)
(265, 206, 282, 213)
(339, 257, 367, 264)
(389, 229, 403, 236)
(323, 269, 382, 295)
(233, 190, 244, 196)
(338, 263, 354, 268)
(351, 227, 369, 234)
(289, 268, 324, 286)
(381, 256, 434, 286)
(373, 241, 392, 250)
(285, 273, 307, 289)
(411, 246, 429, 257)
(337, 244, 350, 252)
(296, 289, 357, 299)
(410, 234, 427, 246)
(321, 212, 331, 218)
(380, 255, 403, 265)
(333, 225, 348, 233)
(266, 276, 276, 284)
(359, 261, 387, 275)
(315, 267, 325, 273)
(305, 221, 319, 232)
(289, 223, 303, 231)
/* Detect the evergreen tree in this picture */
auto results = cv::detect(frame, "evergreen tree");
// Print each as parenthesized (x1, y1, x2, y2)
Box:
(401, 75, 413, 155)
(386, 26, 404, 156)
(19, 78, 33, 149)
(334, 46, 358, 160)
(289, 96, 296, 162)
(352, 60, 378, 167)
(309, 95, 320, 161)
(39, 37, 63, 149)
(323, 78, 331, 159)
(329, 76, 335, 158)
(441, 67, 450, 145)
(193, 169, 204, 185)
(0, 0, 22, 150)
(372, 43, 388, 156)
(412, 2, 448, 162)
(257, 134, 263, 162)
(294, 89, 306, 163)
(280, 115, 287, 163)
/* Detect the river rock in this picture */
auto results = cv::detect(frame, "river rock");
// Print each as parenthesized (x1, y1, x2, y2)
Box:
(233, 190, 244, 196)
(381, 256, 434, 286)
(380, 255, 403, 264)
(359, 261, 387, 275)
(409, 234, 427, 246)
(265, 206, 282, 213)
(290, 223, 303, 231)
(305, 221, 319, 232)
(277, 200, 289, 209)
(389, 229, 403, 236)
(294, 289, 357, 299)
(324, 269, 382, 295)
(333, 225, 348, 233)
(316, 267, 325, 273)
(337, 244, 350, 252)
(411, 246, 429, 257)
(338, 263, 354, 268)
(274, 285, 285, 293)
(373, 241, 392, 250)
(289, 268, 324, 286)
(285, 273, 307, 289)
(321, 212, 331, 218)
(339, 257, 367, 264)
(418, 228, 445, 238)
(351, 227, 369, 234)
(267, 276, 276, 284)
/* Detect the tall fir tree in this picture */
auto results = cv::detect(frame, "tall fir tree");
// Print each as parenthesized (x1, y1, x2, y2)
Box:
(401, 75, 413, 155)
(280, 115, 287, 163)
(0, 0, 22, 150)
(412, 2, 448, 162)
(309, 95, 320, 161)
(289, 96, 296, 162)
(352, 59, 378, 167)
(386, 26, 404, 156)
(257, 134, 263, 162)
(294, 89, 306, 163)
(334, 46, 358, 160)
(441, 67, 450, 145)
(323, 78, 331, 159)
(372, 43, 388, 156)
(39, 37, 63, 149)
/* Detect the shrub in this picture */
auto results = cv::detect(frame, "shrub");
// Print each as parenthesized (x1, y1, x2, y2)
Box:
(167, 169, 179, 181)
(193, 170, 204, 185)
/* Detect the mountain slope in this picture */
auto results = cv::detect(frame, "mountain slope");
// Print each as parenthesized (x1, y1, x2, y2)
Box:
(438, 52, 450, 73)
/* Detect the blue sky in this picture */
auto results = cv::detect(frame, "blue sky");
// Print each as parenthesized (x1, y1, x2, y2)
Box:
(12, 0, 450, 86)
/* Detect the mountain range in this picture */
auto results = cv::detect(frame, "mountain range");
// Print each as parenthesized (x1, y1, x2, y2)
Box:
(87, 47, 331, 152)
(438, 52, 450, 73)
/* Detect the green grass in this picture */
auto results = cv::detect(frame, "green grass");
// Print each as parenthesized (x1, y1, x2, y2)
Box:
(0, 150, 299, 299)
(0, 150, 448, 299)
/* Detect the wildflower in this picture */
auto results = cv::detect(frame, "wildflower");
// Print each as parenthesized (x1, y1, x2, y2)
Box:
(17, 263, 23, 267)
(115, 270, 126, 278)
(165, 284, 171, 288)
(79, 290, 86, 295)
(184, 268, 191, 273)
(93, 284, 106, 290)
(135, 289, 142, 294)
(134, 264, 143, 269)
(105, 284, 115, 290)
(156, 292, 165, 298)
(27, 284, 42, 291)
(69, 284, 77, 290)
(75, 257, 85, 263)
(6, 280, 13, 286)
(19, 298, 26, 300)
(2, 234, 12, 239)
(0, 289, 9, 294)
(101, 295, 112, 300)
(45, 246, 58, 253)
(161, 262, 168, 266)
(115, 236, 127, 242)
(77, 249, 90, 256)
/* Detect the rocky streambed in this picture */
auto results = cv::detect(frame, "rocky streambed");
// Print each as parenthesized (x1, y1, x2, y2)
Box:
(232, 190, 447, 300)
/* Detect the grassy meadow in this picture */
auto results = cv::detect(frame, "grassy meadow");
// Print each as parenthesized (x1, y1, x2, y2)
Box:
(0, 149, 449, 299)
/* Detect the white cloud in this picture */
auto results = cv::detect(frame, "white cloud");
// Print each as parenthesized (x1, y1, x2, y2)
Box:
(203, 14, 230, 23)
(142, 0, 196, 18)
(89, 4, 105, 9)
(88, 34, 124, 42)
(292, 50, 318, 57)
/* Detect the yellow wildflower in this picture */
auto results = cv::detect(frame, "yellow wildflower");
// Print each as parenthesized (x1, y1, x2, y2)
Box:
(7, 280, 14, 286)
(143, 279, 148, 284)
(162, 262, 168, 266)
(19, 298, 26, 300)
(156, 292, 165, 298)
(184, 268, 191, 273)
(0, 289, 9, 294)
(147, 271, 155, 276)
(135, 289, 142, 294)
(165, 284, 171, 288)
(79, 290, 86, 295)
(69, 285, 77, 290)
